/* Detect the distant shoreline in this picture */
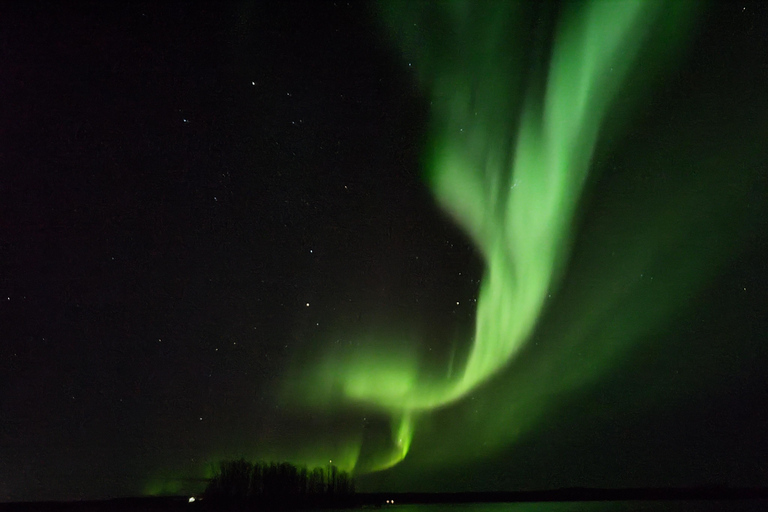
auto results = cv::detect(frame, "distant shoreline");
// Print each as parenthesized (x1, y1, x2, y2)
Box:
(364, 487, 768, 503)
(4, 487, 768, 510)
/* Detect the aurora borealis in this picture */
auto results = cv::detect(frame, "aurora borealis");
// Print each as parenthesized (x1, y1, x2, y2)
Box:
(3, 0, 768, 503)
(286, 0, 702, 472)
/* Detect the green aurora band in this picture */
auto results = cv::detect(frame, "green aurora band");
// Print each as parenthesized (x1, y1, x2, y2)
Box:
(214, 0, 767, 484)
(279, 0, 701, 474)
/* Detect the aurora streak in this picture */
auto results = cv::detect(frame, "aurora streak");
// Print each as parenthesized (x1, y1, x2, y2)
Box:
(267, 0, 763, 479)
(279, 0, 700, 473)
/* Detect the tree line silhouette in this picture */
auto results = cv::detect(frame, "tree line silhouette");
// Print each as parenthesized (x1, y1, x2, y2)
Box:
(204, 459, 355, 509)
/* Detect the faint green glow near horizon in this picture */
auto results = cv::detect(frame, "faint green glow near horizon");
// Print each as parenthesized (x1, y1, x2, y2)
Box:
(274, 0, 699, 475)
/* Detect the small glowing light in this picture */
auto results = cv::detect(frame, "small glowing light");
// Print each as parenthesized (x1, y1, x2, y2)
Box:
(306, 303, 310, 307)
(188, 496, 196, 503)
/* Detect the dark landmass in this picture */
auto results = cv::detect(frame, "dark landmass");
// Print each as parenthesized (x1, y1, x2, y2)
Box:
(363, 487, 768, 504)
(3, 487, 768, 511)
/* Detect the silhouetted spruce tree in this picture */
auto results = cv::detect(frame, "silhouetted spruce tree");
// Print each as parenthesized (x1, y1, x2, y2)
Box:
(204, 459, 355, 509)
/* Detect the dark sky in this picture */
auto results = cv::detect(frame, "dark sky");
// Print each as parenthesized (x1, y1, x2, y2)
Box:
(2, 0, 768, 503)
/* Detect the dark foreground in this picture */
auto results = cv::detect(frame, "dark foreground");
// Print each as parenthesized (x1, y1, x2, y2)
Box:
(3, 488, 768, 511)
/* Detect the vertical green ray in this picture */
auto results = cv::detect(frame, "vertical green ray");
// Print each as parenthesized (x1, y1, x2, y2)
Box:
(284, 0, 698, 472)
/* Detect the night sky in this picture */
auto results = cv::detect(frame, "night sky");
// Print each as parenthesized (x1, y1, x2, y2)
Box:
(2, 0, 768, 503)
